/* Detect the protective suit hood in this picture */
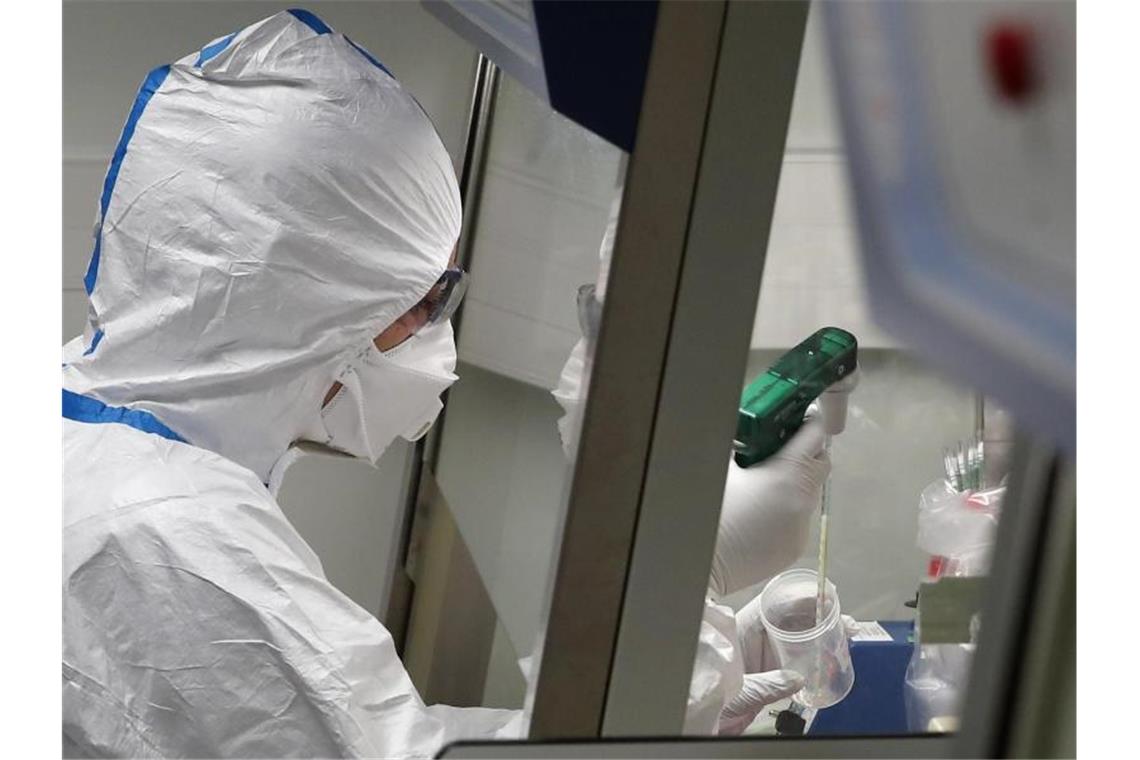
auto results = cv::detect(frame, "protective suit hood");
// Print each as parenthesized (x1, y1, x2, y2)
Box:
(62, 9, 461, 482)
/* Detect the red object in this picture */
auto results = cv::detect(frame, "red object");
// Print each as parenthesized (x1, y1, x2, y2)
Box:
(928, 556, 947, 579)
(985, 21, 1038, 105)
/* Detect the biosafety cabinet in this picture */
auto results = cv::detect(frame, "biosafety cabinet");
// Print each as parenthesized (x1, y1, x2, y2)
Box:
(381, 1, 1076, 757)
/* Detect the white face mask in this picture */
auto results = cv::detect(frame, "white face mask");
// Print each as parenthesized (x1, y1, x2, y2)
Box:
(311, 322, 459, 464)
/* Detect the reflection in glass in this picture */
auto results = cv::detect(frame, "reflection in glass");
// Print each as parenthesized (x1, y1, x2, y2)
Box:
(428, 73, 625, 716)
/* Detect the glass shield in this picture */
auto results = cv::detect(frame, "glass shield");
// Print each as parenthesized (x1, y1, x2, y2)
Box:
(405, 71, 625, 721)
(409, 1, 1070, 748)
(672, 3, 1048, 741)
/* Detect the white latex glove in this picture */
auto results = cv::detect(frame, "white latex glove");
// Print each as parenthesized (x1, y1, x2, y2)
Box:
(718, 670, 803, 735)
(710, 417, 831, 598)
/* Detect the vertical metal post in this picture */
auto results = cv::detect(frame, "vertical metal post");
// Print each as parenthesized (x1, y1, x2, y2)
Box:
(953, 439, 1073, 757)
(528, 0, 808, 738)
(1004, 461, 1075, 758)
(601, 0, 809, 735)
(527, 0, 729, 738)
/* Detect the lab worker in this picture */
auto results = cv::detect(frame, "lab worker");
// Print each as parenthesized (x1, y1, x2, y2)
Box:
(552, 195, 840, 735)
(63, 11, 518, 758)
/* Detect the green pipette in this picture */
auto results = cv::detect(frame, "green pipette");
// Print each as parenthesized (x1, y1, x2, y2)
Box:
(733, 327, 858, 468)
(734, 327, 858, 625)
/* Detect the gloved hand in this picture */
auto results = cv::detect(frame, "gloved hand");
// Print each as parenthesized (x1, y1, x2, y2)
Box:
(718, 593, 859, 735)
(718, 670, 803, 735)
(709, 417, 831, 598)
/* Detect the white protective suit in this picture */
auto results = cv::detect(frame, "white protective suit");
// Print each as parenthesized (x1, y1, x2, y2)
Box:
(62, 11, 521, 758)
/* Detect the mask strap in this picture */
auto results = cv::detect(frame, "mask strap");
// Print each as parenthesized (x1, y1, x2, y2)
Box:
(266, 445, 307, 498)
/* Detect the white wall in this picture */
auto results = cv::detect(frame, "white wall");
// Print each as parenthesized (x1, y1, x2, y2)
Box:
(750, 5, 897, 350)
(62, 0, 479, 616)
(457, 77, 624, 389)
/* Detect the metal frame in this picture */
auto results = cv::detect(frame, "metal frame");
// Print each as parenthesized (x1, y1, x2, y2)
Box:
(954, 440, 1074, 757)
(527, 0, 812, 739)
(526, 0, 730, 738)
(441, 735, 946, 759)
(603, 0, 810, 735)
(1005, 460, 1075, 757)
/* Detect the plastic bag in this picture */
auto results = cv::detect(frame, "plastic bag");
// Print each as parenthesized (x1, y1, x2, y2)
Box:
(903, 479, 1004, 732)
(915, 479, 1003, 577)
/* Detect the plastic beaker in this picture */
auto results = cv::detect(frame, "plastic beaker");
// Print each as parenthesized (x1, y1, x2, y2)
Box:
(758, 568, 855, 709)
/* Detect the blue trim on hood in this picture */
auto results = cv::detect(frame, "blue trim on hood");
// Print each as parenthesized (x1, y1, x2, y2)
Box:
(83, 65, 171, 295)
(288, 8, 332, 35)
(82, 330, 105, 356)
(196, 32, 237, 67)
(63, 389, 187, 444)
(346, 36, 393, 77)
(287, 9, 391, 76)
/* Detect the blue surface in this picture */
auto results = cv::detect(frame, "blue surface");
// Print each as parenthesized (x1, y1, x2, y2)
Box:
(808, 620, 914, 735)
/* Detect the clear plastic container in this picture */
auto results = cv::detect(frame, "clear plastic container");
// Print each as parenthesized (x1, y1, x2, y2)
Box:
(758, 568, 855, 708)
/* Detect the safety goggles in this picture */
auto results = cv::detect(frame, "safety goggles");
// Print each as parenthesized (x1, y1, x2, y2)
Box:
(416, 266, 469, 327)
